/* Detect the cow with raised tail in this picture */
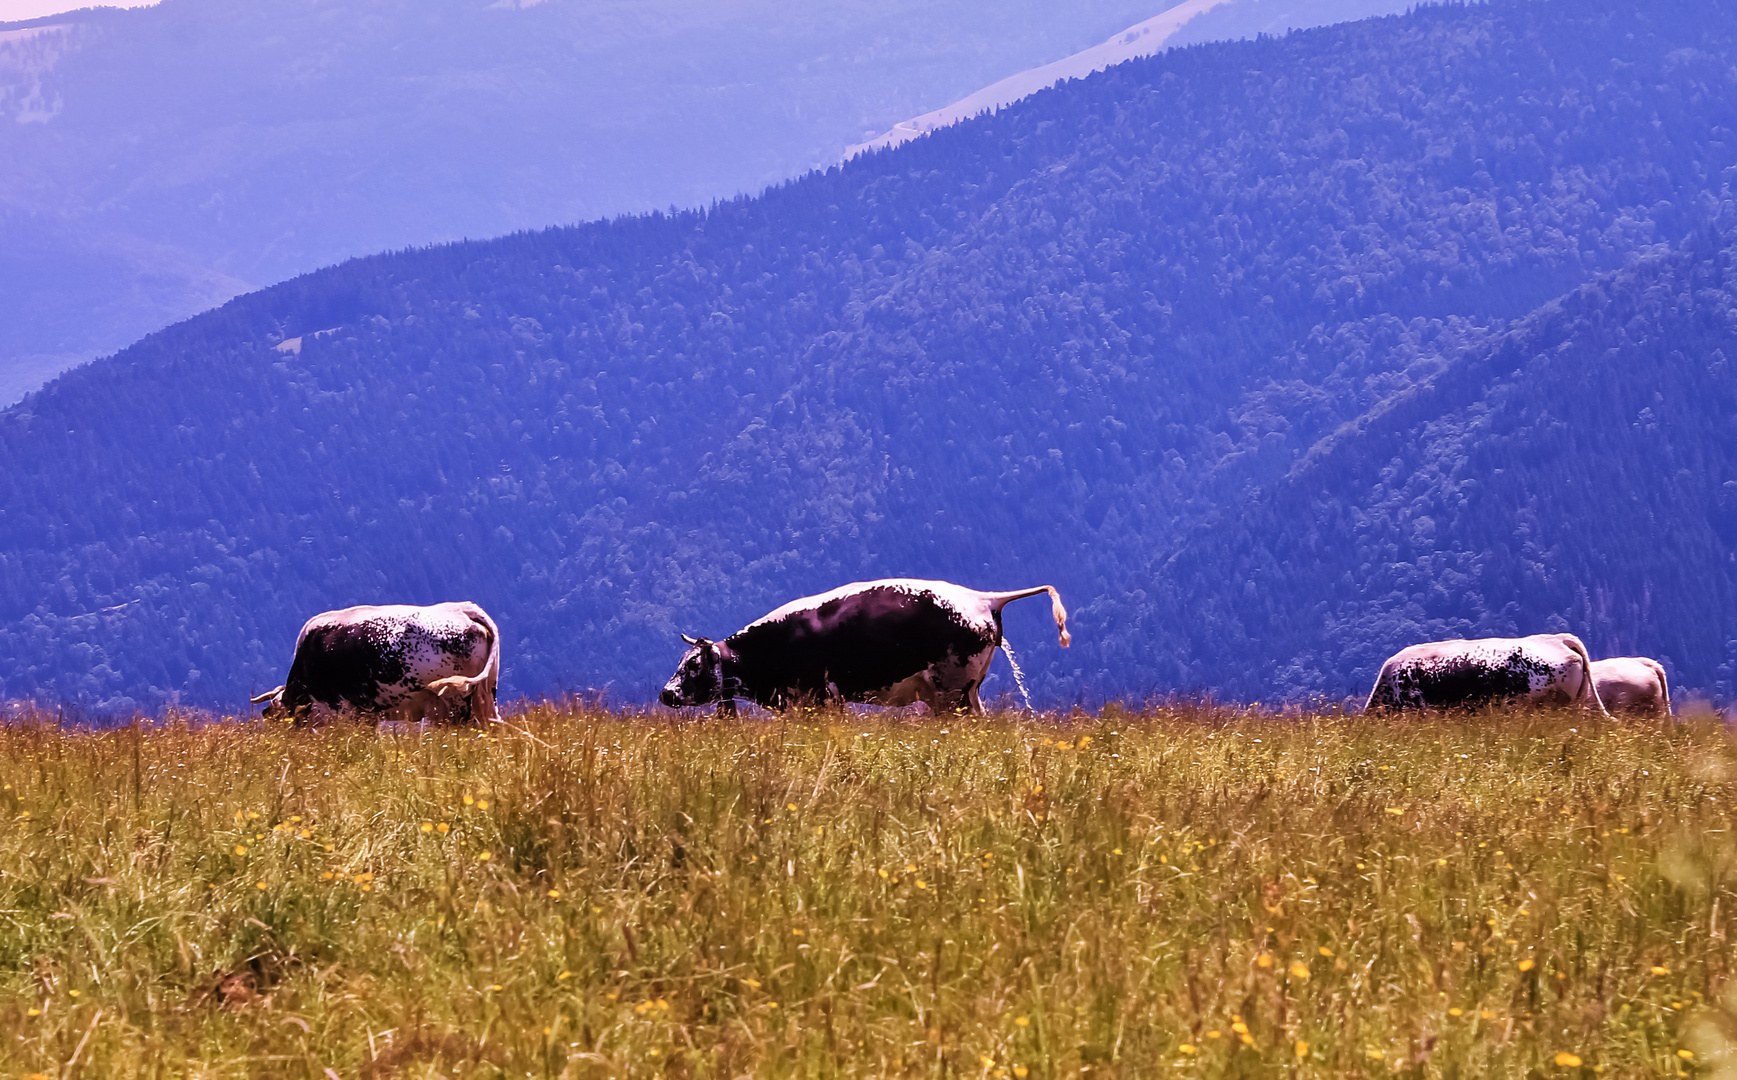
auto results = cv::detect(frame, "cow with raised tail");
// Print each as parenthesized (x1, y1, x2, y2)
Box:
(659, 578, 1070, 715)
(1364, 633, 1610, 715)
(251, 601, 502, 725)
(1590, 656, 1671, 717)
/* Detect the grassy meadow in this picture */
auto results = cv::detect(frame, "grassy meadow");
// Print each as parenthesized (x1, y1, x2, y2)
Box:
(0, 704, 1735, 1078)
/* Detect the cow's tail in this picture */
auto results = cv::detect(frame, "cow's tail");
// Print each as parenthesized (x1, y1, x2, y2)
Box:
(1561, 634, 1610, 716)
(1648, 658, 1673, 717)
(1363, 664, 1392, 714)
(428, 604, 503, 722)
(985, 586, 1071, 648)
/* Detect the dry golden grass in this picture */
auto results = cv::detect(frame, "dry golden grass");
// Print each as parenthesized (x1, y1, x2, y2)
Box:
(0, 703, 1734, 1078)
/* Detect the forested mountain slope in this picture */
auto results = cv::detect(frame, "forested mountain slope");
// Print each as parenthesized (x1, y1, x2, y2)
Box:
(3, 0, 1736, 710)
(1142, 237, 1737, 700)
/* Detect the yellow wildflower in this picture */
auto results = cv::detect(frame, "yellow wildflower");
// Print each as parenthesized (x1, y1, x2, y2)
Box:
(1555, 1052, 1582, 1067)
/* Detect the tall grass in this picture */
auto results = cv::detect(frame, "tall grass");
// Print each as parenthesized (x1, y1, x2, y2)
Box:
(0, 704, 1733, 1077)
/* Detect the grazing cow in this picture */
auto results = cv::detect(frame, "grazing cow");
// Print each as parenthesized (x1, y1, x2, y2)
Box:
(1590, 656, 1671, 717)
(1364, 633, 1609, 715)
(251, 602, 501, 725)
(659, 578, 1070, 715)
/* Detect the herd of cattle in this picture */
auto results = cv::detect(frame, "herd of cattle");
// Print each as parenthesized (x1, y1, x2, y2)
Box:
(249, 578, 1672, 725)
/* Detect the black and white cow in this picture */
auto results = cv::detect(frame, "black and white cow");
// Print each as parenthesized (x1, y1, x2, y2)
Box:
(1364, 633, 1609, 714)
(1590, 656, 1671, 717)
(251, 602, 501, 725)
(659, 578, 1070, 715)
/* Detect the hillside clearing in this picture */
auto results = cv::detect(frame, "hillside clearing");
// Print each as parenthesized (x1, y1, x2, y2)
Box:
(0, 706, 1732, 1076)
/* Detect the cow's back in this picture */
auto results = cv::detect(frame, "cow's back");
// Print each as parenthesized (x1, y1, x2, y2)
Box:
(1367, 634, 1596, 713)
(730, 584, 991, 702)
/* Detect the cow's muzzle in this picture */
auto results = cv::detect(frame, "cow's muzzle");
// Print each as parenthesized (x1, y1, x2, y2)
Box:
(659, 689, 684, 708)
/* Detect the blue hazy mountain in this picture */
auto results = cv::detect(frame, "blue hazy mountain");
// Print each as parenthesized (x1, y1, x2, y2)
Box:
(2, 0, 1734, 712)
(0, 0, 1422, 404)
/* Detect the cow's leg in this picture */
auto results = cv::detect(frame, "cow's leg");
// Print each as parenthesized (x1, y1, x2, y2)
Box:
(471, 682, 494, 724)
(915, 681, 945, 715)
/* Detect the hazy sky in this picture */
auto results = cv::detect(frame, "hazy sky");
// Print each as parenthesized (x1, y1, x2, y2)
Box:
(0, 0, 154, 20)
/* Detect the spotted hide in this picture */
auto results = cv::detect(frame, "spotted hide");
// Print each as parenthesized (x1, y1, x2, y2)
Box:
(251, 602, 501, 725)
(660, 578, 1070, 715)
(1590, 656, 1671, 717)
(1364, 633, 1609, 715)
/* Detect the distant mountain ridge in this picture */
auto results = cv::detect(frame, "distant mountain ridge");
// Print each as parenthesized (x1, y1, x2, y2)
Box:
(3, 0, 1736, 712)
(0, 0, 1412, 405)
(846, 0, 1414, 157)
(0, 0, 1175, 400)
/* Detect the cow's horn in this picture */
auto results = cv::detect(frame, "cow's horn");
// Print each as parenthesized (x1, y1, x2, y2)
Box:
(681, 633, 702, 646)
(250, 685, 285, 705)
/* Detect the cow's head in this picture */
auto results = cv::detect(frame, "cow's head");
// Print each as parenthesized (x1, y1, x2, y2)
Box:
(250, 685, 289, 721)
(661, 634, 726, 707)
(426, 675, 479, 724)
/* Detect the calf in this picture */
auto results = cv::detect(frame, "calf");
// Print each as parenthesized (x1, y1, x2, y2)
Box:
(660, 578, 1069, 714)
(1590, 656, 1671, 717)
(252, 601, 501, 725)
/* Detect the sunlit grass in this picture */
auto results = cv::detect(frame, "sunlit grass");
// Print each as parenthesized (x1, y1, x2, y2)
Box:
(0, 703, 1733, 1077)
